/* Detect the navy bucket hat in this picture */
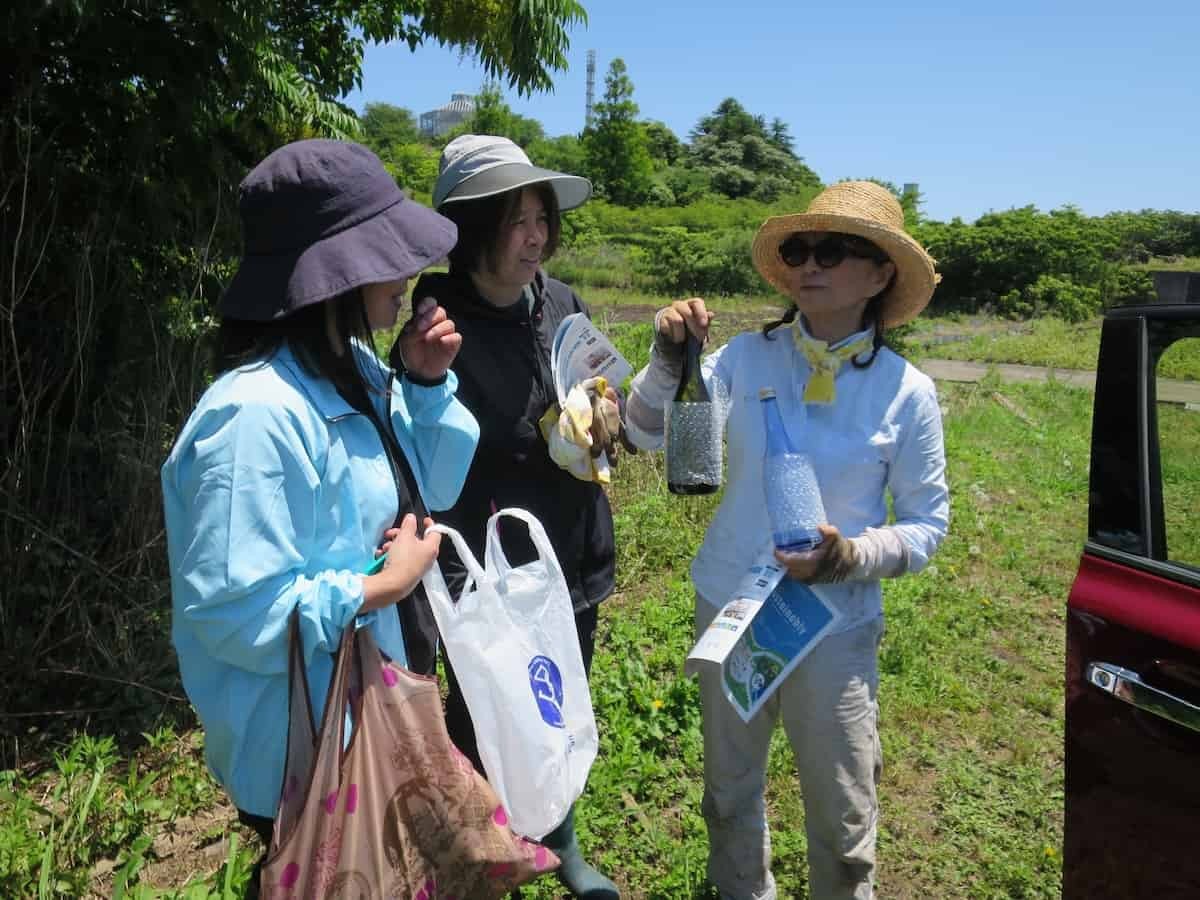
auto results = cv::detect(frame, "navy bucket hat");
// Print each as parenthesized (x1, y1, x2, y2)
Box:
(220, 140, 457, 321)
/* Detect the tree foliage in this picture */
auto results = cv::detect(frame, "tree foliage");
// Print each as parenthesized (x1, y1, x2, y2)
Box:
(642, 120, 684, 168)
(0, 0, 589, 722)
(912, 205, 1195, 320)
(528, 134, 589, 180)
(686, 98, 821, 201)
(582, 58, 655, 205)
(454, 82, 546, 147)
(419, 0, 587, 95)
(358, 102, 439, 196)
(360, 102, 422, 149)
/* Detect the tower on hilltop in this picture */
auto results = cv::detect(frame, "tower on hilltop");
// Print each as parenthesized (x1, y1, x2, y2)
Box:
(585, 49, 596, 129)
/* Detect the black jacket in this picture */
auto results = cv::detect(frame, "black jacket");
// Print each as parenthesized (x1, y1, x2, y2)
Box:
(401, 270, 616, 613)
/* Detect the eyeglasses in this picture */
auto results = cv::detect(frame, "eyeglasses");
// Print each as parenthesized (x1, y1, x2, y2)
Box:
(778, 234, 887, 269)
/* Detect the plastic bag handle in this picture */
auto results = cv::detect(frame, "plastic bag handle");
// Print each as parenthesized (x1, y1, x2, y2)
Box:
(483, 507, 567, 614)
(425, 522, 485, 604)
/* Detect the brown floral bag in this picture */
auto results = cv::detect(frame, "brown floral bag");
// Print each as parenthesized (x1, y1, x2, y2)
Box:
(260, 613, 557, 899)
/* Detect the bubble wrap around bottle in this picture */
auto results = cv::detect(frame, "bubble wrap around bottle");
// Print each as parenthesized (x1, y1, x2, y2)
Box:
(665, 378, 730, 489)
(764, 452, 825, 551)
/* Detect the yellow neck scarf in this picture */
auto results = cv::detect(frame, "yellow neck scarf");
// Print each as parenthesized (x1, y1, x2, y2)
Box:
(792, 321, 874, 405)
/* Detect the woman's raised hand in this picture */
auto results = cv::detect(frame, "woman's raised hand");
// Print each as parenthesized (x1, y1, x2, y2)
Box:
(398, 297, 462, 381)
(656, 297, 714, 346)
(361, 514, 442, 611)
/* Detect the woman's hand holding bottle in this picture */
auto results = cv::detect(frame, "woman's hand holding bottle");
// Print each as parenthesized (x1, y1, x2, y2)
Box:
(362, 514, 442, 611)
(775, 523, 859, 584)
(656, 297, 714, 347)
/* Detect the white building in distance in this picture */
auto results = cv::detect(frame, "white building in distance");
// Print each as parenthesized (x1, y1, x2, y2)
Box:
(419, 93, 475, 137)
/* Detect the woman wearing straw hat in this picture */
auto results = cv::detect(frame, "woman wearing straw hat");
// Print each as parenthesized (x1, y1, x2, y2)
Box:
(624, 181, 950, 899)
(161, 140, 479, 880)
(395, 134, 622, 899)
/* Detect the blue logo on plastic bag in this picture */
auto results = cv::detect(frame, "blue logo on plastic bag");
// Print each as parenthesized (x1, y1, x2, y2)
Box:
(528, 655, 565, 728)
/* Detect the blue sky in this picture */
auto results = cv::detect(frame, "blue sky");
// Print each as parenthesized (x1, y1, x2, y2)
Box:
(344, 0, 1199, 223)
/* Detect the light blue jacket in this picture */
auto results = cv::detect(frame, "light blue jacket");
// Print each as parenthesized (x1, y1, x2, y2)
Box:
(161, 343, 479, 817)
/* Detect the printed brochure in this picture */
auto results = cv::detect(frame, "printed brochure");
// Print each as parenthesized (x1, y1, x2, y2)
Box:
(686, 547, 842, 722)
(550, 312, 633, 403)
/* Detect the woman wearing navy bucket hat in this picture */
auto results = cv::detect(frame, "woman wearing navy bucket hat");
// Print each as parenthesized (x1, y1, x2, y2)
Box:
(392, 134, 624, 899)
(160, 140, 479, 881)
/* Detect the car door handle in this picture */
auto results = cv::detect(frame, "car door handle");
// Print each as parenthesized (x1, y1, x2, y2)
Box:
(1087, 662, 1200, 734)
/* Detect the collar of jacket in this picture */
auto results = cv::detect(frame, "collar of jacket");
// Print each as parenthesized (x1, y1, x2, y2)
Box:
(415, 269, 547, 324)
(271, 342, 389, 422)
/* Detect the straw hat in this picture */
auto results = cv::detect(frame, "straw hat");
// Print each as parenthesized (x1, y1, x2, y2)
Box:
(433, 134, 591, 212)
(751, 181, 939, 327)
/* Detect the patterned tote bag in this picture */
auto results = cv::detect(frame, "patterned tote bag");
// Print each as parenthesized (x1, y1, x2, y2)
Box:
(259, 612, 557, 898)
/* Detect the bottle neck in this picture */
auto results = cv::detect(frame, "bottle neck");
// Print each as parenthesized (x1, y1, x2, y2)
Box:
(675, 332, 709, 402)
(760, 395, 796, 455)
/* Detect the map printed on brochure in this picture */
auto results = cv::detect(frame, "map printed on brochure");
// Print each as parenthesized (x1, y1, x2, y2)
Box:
(550, 312, 633, 403)
(686, 547, 843, 722)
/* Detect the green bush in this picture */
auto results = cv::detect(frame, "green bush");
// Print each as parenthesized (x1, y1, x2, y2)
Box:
(635, 226, 763, 296)
(547, 242, 637, 290)
(1101, 267, 1156, 307)
(998, 274, 1102, 322)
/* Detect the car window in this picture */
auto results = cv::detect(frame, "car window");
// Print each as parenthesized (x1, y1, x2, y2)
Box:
(1156, 336, 1200, 570)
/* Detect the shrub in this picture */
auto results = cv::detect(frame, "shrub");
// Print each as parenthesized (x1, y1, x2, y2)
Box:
(1101, 267, 1156, 307)
(547, 242, 637, 290)
(998, 274, 1102, 322)
(636, 226, 762, 296)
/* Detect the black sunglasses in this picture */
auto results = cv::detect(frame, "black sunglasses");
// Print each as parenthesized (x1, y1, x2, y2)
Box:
(778, 234, 887, 269)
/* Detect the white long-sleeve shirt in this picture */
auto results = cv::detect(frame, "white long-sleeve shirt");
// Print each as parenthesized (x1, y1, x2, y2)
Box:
(625, 323, 949, 632)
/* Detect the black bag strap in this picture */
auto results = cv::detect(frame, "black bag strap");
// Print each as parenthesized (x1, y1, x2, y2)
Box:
(347, 375, 441, 676)
(342, 377, 428, 527)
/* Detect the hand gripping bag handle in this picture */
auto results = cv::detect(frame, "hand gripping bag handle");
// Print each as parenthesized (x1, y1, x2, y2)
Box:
(483, 507, 567, 603)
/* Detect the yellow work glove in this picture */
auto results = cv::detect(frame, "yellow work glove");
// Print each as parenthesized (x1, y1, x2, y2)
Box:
(539, 378, 612, 484)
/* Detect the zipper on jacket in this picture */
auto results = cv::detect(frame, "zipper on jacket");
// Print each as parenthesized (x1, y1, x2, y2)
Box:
(525, 285, 553, 407)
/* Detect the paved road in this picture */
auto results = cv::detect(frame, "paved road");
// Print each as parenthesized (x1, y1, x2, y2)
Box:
(919, 359, 1200, 407)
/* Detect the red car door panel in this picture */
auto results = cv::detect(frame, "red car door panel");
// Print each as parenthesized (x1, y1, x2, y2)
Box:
(1064, 305, 1200, 899)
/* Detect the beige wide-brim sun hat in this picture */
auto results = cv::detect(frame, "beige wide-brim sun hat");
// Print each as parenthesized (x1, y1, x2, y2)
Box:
(751, 180, 940, 328)
(433, 134, 592, 212)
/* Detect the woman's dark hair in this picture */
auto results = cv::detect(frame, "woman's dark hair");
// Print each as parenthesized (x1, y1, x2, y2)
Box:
(216, 288, 382, 409)
(440, 182, 560, 275)
(761, 234, 897, 368)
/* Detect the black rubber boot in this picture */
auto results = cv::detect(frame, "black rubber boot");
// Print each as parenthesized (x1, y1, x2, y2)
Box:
(540, 804, 620, 899)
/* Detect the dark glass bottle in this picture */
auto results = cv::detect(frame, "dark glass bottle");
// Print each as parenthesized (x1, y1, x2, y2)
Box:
(666, 331, 722, 495)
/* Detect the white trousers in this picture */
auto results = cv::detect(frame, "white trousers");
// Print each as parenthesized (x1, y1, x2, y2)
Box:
(697, 600, 884, 900)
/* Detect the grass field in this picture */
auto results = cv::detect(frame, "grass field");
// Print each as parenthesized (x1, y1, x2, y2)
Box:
(2, 306, 1195, 898)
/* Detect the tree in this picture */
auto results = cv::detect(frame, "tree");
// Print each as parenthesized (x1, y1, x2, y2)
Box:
(527, 134, 588, 178)
(768, 117, 794, 155)
(687, 98, 820, 201)
(582, 58, 654, 205)
(642, 120, 683, 168)
(0, 0, 591, 720)
(360, 102, 422, 150)
(457, 82, 546, 147)
(386, 143, 441, 198)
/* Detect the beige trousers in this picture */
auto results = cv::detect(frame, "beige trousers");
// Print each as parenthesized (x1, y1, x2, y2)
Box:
(696, 600, 884, 900)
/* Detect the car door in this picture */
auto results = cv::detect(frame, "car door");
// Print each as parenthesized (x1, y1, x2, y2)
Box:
(1064, 303, 1200, 898)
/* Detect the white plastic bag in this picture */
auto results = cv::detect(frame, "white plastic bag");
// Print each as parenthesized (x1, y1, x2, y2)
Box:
(423, 507, 599, 839)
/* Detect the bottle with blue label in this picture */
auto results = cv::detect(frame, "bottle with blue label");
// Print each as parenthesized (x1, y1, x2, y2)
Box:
(759, 387, 826, 552)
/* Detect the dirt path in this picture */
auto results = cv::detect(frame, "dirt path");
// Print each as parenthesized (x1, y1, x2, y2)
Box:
(918, 359, 1200, 406)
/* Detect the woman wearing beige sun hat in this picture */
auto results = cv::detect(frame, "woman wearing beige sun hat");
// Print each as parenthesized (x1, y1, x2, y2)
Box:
(624, 181, 949, 899)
